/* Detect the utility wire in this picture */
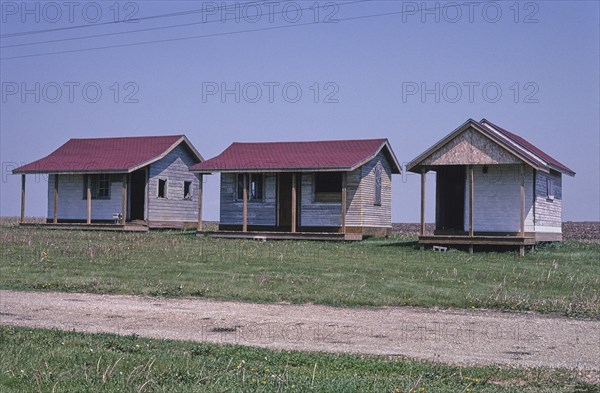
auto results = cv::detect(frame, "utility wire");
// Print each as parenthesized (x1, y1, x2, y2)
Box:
(1, 6, 417, 61)
(1, 0, 368, 49)
(0, 1, 270, 38)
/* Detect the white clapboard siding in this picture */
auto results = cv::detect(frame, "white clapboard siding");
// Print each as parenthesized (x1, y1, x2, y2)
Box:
(534, 170, 562, 230)
(47, 174, 123, 220)
(219, 173, 277, 226)
(147, 144, 200, 222)
(463, 164, 535, 232)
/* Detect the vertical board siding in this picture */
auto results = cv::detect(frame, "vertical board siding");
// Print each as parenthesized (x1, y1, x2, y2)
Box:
(219, 173, 277, 226)
(47, 174, 122, 220)
(358, 151, 393, 227)
(147, 144, 200, 222)
(534, 171, 562, 230)
(463, 164, 534, 232)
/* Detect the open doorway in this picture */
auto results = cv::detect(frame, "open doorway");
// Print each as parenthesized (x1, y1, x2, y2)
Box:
(435, 166, 465, 232)
(129, 169, 146, 221)
(278, 173, 293, 229)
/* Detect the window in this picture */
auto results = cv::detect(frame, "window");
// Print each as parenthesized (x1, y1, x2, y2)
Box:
(183, 181, 192, 200)
(83, 174, 111, 199)
(374, 164, 382, 206)
(314, 172, 342, 203)
(158, 179, 167, 198)
(547, 178, 555, 200)
(237, 174, 263, 201)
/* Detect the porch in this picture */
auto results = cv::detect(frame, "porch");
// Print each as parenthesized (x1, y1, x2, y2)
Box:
(417, 164, 532, 256)
(19, 221, 149, 232)
(202, 230, 361, 241)
(196, 172, 355, 241)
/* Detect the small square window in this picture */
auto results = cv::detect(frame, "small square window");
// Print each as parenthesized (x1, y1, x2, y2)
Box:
(158, 179, 167, 198)
(184, 181, 192, 200)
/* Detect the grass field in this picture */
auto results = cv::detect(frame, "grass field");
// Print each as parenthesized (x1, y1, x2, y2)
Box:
(1, 326, 597, 392)
(1, 221, 598, 318)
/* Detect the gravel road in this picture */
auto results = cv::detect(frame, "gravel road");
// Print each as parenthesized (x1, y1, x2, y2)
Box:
(1, 290, 598, 371)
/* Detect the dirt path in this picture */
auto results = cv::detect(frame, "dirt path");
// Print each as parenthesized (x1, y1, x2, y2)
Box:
(1, 290, 598, 370)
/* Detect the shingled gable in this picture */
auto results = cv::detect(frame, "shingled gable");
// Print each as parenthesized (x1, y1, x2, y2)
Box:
(190, 138, 401, 174)
(407, 119, 575, 176)
(13, 135, 203, 174)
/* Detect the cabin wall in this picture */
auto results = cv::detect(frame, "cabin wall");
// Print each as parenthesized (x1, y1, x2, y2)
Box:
(358, 151, 393, 227)
(463, 164, 534, 232)
(300, 173, 345, 227)
(534, 170, 562, 233)
(147, 144, 200, 223)
(47, 174, 123, 220)
(219, 173, 277, 226)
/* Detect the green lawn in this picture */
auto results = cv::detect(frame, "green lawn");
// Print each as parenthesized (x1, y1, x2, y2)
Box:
(1, 222, 598, 318)
(1, 326, 596, 392)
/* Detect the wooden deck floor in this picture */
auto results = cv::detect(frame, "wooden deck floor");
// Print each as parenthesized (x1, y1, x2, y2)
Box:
(200, 231, 362, 241)
(19, 222, 149, 232)
(419, 234, 536, 246)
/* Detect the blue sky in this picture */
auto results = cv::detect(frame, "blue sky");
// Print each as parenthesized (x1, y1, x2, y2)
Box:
(1, 0, 598, 222)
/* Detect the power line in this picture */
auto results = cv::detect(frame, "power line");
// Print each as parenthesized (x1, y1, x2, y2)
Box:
(0, 1, 278, 38)
(1, 6, 416, 61)
(1, 0, 368, 49)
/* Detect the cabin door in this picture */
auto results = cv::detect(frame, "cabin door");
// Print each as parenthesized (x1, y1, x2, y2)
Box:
(278, 173, 293, 229)
(436, 166, 466, 232)
(130, 169, 146, 221)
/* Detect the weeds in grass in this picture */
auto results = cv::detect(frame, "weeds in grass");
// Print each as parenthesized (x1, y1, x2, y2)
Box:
(1, 223, 598, 318)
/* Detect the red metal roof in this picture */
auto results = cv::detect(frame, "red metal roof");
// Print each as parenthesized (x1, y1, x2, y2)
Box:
(191, 139, 401, 173)
(14, 135, 201, 174)
(480, 119, 575, 175)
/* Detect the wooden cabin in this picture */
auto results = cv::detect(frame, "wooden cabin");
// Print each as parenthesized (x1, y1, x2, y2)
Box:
(407, 119, 575, 255)
(191, 139, 401, 240)
(14, 135, 203, 230)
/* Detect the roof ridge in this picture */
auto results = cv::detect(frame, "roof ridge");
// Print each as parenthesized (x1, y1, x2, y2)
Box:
(69, 134, 184, 141)
(230, 138, 388, 145)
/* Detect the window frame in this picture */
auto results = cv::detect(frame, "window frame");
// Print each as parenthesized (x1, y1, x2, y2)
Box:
(313, 172, 343, 203)
(236, 173, 264, 203)
(183, 181, 192, 200)
(546, 178, 555, 200)
(374, 163, 382, 206)
(82, 174, 111, 200)
(157, 178, 168, 199)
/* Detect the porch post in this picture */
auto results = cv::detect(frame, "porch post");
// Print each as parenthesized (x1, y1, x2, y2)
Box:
(197, 174, 203, 232)
(20, 174, 25, 224)
(86, 175, 91, 225)
(469, 165, 474, 237)
(291, 173, 297, 233)
(122, 174, 127, 224)
(420, 171, 426, 236)
(53, 174, 59, 224)
(242, 173, 248, 232)
(520, 164, 525, 237)
(468, 165, 474, 254)
(341, 172, 347, 234)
